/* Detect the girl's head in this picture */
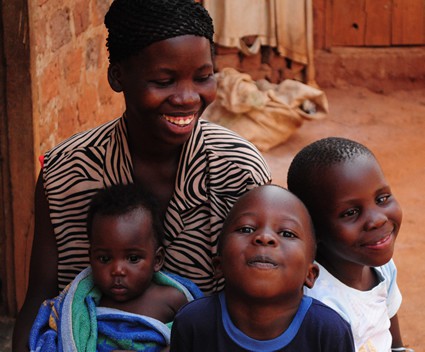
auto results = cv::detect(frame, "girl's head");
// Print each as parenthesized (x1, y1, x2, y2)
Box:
(105, 0, 217, 148)
(287, 137, 402, 269)
(105, 0, 214, 64)
(87, 183, 164, 303)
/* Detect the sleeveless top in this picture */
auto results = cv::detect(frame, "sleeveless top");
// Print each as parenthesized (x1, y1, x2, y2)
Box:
(42, 117, 271, 293)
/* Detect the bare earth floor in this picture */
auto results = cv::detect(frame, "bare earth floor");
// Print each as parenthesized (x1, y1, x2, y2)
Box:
(264, 85, 425, 351)
(1, 85, 424, 351)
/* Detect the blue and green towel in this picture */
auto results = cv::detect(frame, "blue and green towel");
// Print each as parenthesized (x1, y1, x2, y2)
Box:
(29, 267, 203, 352)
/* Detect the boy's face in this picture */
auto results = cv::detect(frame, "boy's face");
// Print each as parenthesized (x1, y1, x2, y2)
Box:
(215, 186, 318, 301)
(312, 155, 402, 269)
(89, 209, 163, 303)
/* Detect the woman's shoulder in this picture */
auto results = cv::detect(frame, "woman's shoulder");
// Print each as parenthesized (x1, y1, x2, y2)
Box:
(198, 120, 271, 174)
(44, 117, 123, 159)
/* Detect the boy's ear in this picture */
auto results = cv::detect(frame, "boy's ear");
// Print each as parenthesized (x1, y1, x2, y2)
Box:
(153, 246, 165, 272)
(212, 256, 224, 279)
(304, 262, 319, 289)
(108, 63, 124, 92)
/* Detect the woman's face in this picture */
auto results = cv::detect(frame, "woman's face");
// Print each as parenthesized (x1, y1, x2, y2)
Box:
(112, 35, 217, 147)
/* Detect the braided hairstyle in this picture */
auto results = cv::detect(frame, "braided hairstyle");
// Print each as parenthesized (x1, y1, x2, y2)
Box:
(104, 0, 215, 64)
(87, 183, 164, 248)
(287, 137, 374, 210)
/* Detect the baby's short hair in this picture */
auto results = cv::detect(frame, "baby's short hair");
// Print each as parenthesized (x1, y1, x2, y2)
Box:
(105, 0, 214, 63)
(287, 137, 374, 207)
(87, 183, 164, 246)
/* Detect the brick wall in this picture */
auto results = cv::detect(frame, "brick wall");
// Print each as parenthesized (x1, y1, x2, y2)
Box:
(30, 0, 124, 159)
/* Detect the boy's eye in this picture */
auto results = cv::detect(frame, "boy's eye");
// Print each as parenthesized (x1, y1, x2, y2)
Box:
(98, 255, 111, 264)
(376, 194, 390, 205)
(237, 226, 255, 234)
(278, 230, 296, 238)
(127, 254, 141, 263)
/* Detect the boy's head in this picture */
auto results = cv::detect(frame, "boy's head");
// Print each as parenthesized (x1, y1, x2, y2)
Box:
(214, 184, 318, 302)
(87, 183, 165, 303)
(105, 0, 214, 64)
(287, 137, 402, 268)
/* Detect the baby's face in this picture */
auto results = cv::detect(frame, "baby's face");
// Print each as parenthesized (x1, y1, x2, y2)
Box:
(89, 209, 162, 303)
(312, 155, 402, 269)
(216, 185, 317, 300)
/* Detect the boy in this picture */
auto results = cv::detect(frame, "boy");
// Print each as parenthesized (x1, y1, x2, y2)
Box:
(29, 183, 203, 351)
(170, 184, 355, 351)
(287, 137, 412, 351)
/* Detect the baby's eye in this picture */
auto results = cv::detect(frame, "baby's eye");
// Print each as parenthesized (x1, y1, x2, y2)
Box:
(376, 194, 390, 205)
(237, 226, 255, 234)
(278, 230, 296, 238)
(127, 255, 141, 263)
(98, 255, 111, 264)
(341, 208, 359, 218)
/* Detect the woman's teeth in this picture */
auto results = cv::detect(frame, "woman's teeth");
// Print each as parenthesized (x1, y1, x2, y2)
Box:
(163, 115, 194, 126)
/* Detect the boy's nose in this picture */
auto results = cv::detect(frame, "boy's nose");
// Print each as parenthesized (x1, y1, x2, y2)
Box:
(253, 230, 277, 246)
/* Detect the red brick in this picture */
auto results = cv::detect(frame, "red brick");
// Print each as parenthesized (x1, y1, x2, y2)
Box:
(49, 7, 72, 52)
(63, 47, 83, 85)
(91, 0, 110, 27)
(73, 0, 90, 37)
(85, 35, 102, 70)
(40, 59, 60, 106)
(77, 84, 99, 126)
(58, 102, 78, 141)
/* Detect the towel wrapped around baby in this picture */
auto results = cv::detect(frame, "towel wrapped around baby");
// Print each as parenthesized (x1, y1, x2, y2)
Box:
(29, 267, 203, 352)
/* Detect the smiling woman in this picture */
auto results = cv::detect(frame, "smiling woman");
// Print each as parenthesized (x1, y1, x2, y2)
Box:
(13, 0, 271, 350)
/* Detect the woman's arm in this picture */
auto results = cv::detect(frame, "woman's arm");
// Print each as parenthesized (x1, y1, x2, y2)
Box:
(12, 172, 59, 352)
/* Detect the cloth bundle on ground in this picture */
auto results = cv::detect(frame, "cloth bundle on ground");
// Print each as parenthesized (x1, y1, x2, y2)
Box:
(29, 267, 203, 352)
(203, 67, 329, 152)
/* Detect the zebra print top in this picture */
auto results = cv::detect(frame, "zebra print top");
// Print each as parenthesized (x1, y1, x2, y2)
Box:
(43, 116, 271, 293)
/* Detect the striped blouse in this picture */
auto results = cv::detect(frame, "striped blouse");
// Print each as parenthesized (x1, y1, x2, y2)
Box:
(42, 117, 271, 293)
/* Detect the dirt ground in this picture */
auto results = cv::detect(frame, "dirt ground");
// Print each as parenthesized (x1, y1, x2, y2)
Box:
(264, 85, 425, 351)
(0, 85, 424, 351)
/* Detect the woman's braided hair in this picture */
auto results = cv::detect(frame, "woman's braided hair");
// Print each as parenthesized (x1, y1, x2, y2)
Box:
(105, 0, 215, 64)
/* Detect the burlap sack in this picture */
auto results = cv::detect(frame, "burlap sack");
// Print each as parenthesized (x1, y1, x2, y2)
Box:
(203, 68, 328, 151)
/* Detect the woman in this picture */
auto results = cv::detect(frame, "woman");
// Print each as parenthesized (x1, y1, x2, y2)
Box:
(13, 0, 271, 350)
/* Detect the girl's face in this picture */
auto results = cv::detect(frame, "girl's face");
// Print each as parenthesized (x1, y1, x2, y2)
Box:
(112, 35, 217, 147)
(313, 155, 402, 269)
(89, 209, 163, 303)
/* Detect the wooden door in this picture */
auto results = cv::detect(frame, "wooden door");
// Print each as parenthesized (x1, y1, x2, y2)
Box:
(324, 0, 425, 47)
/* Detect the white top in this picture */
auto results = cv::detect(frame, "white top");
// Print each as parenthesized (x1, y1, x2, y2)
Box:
(304, 259, 402, 352)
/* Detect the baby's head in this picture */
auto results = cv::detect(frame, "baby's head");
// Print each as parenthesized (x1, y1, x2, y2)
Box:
(287, 137, 402, 268)
(87, 183, 164, 302)
(215, 184, 318, 302)
(104, 0, 214, 64)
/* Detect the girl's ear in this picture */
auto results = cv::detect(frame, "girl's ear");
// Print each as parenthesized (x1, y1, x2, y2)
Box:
(107, 63, 124, 92)
(304, 262, 319, 289)
(153, 246, 165, 272)
(212, 256, 224, 279)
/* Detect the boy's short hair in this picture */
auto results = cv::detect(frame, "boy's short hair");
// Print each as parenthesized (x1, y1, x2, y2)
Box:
(87, 183, 164, 246)
(287, 136, 374, 208)
(105, 0, 215, 64)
